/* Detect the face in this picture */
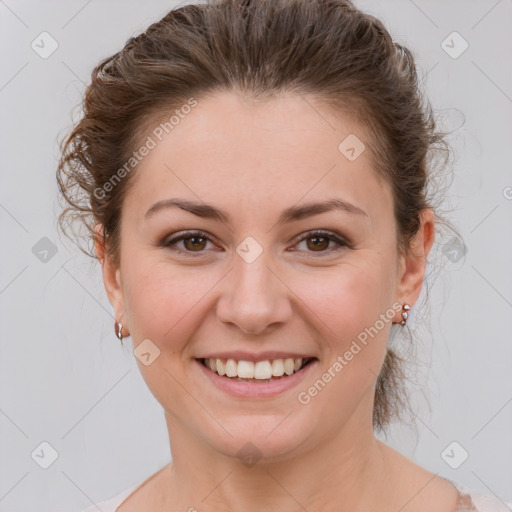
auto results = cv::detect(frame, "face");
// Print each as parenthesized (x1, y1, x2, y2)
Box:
(98, 91, 432, 462)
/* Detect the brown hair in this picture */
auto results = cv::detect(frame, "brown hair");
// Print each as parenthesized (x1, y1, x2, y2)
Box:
(56, 0, 456, 431)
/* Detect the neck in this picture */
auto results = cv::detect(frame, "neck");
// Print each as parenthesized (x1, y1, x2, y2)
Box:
(163, 412, 392, 511)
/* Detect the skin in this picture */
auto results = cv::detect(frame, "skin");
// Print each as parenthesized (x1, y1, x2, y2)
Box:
(95, 91, 458, 511)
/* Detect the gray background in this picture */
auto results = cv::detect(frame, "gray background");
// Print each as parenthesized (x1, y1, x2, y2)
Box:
(0, 0, 511, 510)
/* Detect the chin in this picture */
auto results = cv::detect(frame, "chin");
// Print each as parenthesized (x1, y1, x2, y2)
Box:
(202, 414, 315, 464)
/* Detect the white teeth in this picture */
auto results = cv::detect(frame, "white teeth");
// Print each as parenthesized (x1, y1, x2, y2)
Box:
(254, 361, 273, 379)
(215, 358, 225, 376)
(237, 360, 255, 379)
(284, 358, 295, 375)
(225, 359, 238, 377)
(271, 359, 285, 376)
(203, 357, 311, 379)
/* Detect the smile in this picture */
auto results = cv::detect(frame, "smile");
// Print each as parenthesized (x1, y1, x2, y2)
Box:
(195, 354, 318, 398)
(199, 357, 315, 382)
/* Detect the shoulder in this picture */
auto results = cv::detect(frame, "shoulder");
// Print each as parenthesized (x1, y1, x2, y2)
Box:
(71, 481, 143, 512)
(72, 464, 171, 512)
(450, 480, 512, 512)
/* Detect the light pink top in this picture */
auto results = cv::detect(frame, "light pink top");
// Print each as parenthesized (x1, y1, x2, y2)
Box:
(76, 478, 512, 511)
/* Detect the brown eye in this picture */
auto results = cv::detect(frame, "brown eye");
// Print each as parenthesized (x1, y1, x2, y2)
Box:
(306, 235, 330, 252)
(163, 230, 214, 256)
(293, 230, 349, 256)
(163, 229, 349, 258)
(182, 235, 207, 251)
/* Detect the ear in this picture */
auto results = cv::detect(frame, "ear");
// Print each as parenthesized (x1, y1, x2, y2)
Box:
(394, 209, 435, 315)
(94, 224, 127, 330)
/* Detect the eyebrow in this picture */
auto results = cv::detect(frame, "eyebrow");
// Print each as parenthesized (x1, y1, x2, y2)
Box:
(144, 197, 368, 223)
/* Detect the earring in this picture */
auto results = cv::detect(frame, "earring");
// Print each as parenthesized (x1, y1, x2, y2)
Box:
(400, 304, 411, 326)
(115, 321, 124, 342)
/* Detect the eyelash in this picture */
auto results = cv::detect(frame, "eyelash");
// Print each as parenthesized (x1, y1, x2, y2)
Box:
(162, 229, 350, 258)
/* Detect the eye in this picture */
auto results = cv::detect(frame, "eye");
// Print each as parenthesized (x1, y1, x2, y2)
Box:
(162, 230, 216, 256)
(161, 229, 350, 257)
(291, 230, 349, 256)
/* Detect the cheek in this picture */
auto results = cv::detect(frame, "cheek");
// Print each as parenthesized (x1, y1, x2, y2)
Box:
(298, 257, 395, 344)
(121, 258, 218, 412)
(294, 257, 395, 409)
(123, 247, 395, 361)
(122, 256, 220, 349)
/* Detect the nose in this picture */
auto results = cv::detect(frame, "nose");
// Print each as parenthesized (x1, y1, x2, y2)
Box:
(216, 250, 293, 336)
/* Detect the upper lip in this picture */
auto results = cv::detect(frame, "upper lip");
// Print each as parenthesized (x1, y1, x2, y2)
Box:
(197, 351, 317, 362)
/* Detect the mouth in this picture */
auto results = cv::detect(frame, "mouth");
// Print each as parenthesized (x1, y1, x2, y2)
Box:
(197, 356, 317, 383)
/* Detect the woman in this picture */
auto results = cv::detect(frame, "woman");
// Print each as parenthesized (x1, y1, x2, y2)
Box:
(57, 0, 510, 511)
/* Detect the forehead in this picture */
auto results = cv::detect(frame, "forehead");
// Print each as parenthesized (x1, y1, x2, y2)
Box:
(125, 91, 392, 226)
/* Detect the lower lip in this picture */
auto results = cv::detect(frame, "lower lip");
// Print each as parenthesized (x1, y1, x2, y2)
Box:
(195, 359, 318, 398)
